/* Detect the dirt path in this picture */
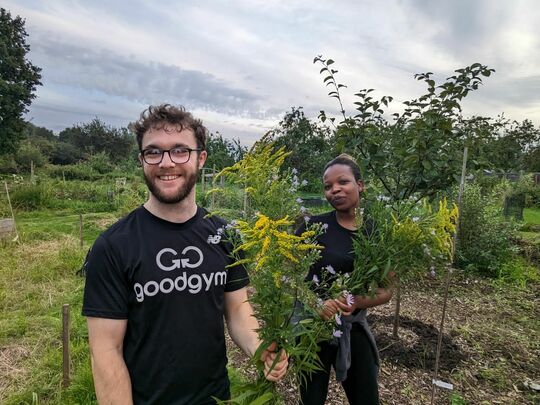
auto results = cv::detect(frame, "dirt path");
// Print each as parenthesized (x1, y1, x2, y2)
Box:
(226, 272, 540, 404)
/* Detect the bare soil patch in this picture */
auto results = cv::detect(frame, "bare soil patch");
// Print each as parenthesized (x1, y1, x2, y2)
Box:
(227, 273, 540, 404)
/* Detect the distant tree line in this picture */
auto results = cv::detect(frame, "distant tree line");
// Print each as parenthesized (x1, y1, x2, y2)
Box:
(1, 7, 538, 182)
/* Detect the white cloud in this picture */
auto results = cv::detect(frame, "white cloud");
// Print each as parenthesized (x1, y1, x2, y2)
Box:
(3, 0, 539, 144)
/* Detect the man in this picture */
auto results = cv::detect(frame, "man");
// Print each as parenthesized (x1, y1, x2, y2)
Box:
(82, 104, 287, 404)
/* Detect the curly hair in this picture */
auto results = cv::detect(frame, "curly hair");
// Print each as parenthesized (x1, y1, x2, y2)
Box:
(323, 153, 362, 180)
(133, 104, 207, 150)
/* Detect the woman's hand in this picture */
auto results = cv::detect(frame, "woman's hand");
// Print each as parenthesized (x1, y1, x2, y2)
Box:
(317, 299, 341, 321)
(335, 293, 355, 316)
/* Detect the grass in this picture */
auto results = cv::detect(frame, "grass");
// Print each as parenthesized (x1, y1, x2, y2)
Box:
(523, 207, 540, 225)
(0, 177, 538, 404)
(15, 210, 117, 244)
(0, 209, 117, 404)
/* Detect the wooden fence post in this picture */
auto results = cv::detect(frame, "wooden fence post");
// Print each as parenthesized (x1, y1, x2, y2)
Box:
(79, 214, 83, 248)
(3, 181, 20, 243)
(201, 168, 206, 193)
(30, 160, 35, 184)
(62, 304, 70, 388)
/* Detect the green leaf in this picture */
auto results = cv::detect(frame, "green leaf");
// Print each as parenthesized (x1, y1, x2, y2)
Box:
(249, 392, 274, 405)
(326, 59, 335, 65)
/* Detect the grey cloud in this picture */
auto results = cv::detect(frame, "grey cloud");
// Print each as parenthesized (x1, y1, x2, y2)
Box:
(32, 37, 265, 117)
(475, 75, 540, 107)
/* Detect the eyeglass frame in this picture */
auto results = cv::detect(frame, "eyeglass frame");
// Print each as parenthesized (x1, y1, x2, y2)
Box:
(140, 147, 203, 165)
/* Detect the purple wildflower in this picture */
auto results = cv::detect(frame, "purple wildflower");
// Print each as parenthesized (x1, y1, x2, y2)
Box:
(335, 314, 342, 326)
(312, 274, 319, 285)
(325, 265, 335, 275)
(333, 329, 343, 338)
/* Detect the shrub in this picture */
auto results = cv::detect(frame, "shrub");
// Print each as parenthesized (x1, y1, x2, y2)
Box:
(512, 174, 540, 208)
(0, 154, 18, 174)
(86, 151, 115, 174)
(9, 183, 53, 210)
(456, 182, 518, 277)
(50, 141, 84, 165)
(46, 163, 102, 181)
(14, 141, 47, 170)
(115, 180, 148, 215)
(495, 256, 540, 287)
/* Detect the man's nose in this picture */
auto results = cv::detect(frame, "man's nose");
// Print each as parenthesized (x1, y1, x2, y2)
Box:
(159, 151, 175, 167)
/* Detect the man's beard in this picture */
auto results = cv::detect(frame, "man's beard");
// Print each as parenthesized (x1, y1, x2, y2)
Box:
(143, 169, 199, 204)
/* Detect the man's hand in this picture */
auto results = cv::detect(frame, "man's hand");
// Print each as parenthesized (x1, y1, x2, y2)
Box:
(260, 342, 288, 382)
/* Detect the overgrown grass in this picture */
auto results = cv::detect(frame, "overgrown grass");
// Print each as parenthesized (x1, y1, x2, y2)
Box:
(523, 207, 540, 225)
(0, 209, 118, 404)
(15, 211, 118, 245)
(1, 175, 537, 403)
(0, 237, 95, 404)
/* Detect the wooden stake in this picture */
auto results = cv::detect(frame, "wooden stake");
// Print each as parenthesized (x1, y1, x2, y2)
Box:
(30, 160, 35, 184)
(392, 278, 401, 338)
(211, 165, 216, 209)
(79, 214, 83, 248)
(3, 181, 20, 243)
(62, 304, 70, 388)
(201, 168, 206, 193)
(430, 147, 468, 404)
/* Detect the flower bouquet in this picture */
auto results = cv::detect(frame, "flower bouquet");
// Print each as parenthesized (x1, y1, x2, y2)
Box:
(211, 141, 335, 404)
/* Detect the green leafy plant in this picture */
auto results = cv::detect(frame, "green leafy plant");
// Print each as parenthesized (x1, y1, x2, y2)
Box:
(212, 140, 334, 404)
(456, 182, 517, 276)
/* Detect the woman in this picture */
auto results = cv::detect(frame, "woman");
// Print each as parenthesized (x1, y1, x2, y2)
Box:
(299, 154, 393, 405)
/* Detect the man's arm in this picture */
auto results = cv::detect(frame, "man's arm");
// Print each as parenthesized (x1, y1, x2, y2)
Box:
(224, 288, 287, 381)
(87, 317, 133, 405)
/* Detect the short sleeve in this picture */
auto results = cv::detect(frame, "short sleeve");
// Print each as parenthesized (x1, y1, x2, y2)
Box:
(82, 235, 129, 319)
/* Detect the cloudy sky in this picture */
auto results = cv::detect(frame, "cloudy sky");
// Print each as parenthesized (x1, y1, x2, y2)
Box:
(5, 0, 540, 145)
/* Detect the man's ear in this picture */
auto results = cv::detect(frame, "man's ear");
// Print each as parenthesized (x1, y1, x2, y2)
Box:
(198, 150, 208, 169)
(138, 153, 143, 167)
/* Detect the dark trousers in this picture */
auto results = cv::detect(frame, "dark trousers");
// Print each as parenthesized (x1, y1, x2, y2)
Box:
(299, 327, 380, 405)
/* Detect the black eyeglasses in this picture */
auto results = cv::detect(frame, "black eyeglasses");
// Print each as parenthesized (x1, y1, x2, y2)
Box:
(141, 147, 202, 165)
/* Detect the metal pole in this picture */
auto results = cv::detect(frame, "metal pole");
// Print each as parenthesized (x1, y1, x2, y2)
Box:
(430, 146, 468, 404)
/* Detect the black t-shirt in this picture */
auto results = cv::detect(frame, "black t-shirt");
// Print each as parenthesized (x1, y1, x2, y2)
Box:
(299, 211, 356, 299)
(82, 206, 249, 405)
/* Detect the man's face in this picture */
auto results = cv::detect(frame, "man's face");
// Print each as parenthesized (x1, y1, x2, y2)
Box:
(140, 126, 207, 204)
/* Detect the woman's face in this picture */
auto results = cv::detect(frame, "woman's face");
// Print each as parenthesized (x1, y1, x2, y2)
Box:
(323, 164, 364, 213)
